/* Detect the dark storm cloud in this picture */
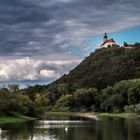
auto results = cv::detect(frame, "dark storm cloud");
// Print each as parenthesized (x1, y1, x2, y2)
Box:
(0, 0, 140, 57)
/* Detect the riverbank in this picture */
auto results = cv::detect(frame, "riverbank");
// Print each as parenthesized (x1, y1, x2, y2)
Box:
(45, 112, 98, 120)
(45, 112, 139, 120)
(95, 113, 139, 119)
(0, 114, 36, 124)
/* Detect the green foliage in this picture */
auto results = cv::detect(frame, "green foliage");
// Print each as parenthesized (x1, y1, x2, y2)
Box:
(0, 78, 140, 115)
(128, 82, 140, 106)
(0, 85, 48, 117)
(25, 85, 46, 101)
(17, 95, 34, 115)
(55, 94, 74, 107)
(100, 79, 140, 112)
(33, 78, 140, 113)
(73, 88, 99, 111)
(54, 46, 140, 89)
(109, 94, 124, 112)
(33, 94, 48, 116)
(100, 87, 113, 112)
(57, 84, 70, 95)
(45, 83, 78, 106)
(0, 92, 32, 115)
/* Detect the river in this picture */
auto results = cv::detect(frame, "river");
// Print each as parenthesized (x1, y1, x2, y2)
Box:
(0, 114, 140, 140)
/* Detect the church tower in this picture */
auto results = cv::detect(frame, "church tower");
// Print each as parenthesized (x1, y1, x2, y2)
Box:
(103, 33, 108, 42)
(100, 33, 116, 48)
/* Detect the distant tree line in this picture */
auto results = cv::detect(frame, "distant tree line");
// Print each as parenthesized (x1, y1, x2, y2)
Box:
(43, 79, 140, 113)
(0, 77, 140, 117)
(0, 84, 47, 117)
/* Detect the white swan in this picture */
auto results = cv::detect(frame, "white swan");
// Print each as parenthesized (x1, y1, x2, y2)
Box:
(65, 127, 68, 132)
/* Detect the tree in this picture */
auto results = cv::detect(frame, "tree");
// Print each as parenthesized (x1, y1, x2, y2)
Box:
(55, 94, 74, 107)
(100, 93, 111, 112)
(8, 84, 19, 93)
(34, 94, 48, 116)
(57, 84, 69, 95)
(73, 88, 99, 111)
(123, 42, 128, 47)
(109, 94, 124, 112)
(17, 95, 34, 115)
(134, 42, 140, 47)
(128, 87, 140, 107)
(113, 80, 131, 106)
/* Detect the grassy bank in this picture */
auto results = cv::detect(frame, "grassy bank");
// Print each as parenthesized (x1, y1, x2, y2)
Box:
(45, 112, 139, 120)
(46, 112, 98, 120)
(0, 114, 36, 124)
(95, 113, 139, 119)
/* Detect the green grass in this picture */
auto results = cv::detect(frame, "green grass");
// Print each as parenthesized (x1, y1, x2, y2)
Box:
(0, 114, 36, 124)
(46, 112, 98, 120)
(95, 113, 138, 119)
(46, 112, 139, 121)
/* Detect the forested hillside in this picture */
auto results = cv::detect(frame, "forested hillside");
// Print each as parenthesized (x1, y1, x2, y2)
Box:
(54, 46, 140, 89)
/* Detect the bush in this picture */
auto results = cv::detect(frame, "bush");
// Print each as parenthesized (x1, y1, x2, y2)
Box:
(134, 104, 140, 114)
(55, 94, 74, 108)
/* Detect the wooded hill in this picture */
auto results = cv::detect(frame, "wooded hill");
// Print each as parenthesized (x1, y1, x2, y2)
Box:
(54, 46, 140, 90)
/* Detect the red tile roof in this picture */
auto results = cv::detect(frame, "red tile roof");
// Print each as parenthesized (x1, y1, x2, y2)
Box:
(100, 39, 116, 46)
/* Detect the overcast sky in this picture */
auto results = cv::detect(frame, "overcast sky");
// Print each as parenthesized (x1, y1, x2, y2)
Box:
(0, 0, 140, 87)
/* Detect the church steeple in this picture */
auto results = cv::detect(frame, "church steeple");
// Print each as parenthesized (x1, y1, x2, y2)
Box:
(103, 33, 108, 42)
(100, 33, 116, 48)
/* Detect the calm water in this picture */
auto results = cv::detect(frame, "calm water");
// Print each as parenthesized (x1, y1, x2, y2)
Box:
(0, 115, 140, 140)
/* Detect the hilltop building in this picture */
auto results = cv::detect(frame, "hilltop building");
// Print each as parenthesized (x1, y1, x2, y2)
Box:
(100, 33, 139, 49)
(100, 33, 116, 48)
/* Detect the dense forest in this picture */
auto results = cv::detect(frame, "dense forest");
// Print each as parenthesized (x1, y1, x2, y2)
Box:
(0, 45, 140, 117)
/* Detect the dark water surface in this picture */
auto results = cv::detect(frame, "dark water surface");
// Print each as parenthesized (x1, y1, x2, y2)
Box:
(0, 115, 140, 140)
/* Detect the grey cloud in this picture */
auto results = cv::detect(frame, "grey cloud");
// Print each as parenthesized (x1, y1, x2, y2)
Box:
(0, 0, 140, 83)
(0, 57, 81, 82)
(1, 0, 140, 57)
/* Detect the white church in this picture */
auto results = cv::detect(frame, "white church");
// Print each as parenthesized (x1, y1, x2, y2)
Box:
(100, 33, 116, 48)
(100, 33, 138, 49)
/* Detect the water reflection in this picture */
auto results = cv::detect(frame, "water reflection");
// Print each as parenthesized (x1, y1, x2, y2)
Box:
(0, 121, 35, 140)
(37, 120, 88, 128)
(0, 117, 139, 140)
